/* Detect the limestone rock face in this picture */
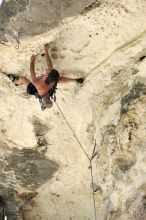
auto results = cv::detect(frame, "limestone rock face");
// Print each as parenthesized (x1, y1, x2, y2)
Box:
(0, 0, 95, 41)
(1, 0, 146, 219)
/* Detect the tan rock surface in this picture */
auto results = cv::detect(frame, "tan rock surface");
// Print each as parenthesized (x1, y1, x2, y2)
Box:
(1, 0, 146, 219)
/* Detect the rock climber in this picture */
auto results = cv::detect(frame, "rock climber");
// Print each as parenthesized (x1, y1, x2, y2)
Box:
(8, 44, 84, 111)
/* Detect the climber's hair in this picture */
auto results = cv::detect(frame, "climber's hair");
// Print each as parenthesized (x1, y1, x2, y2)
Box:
(45, 69, 59, 84)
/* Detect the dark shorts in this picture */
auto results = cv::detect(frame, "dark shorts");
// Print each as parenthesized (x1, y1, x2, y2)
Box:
(27, 83, 38, 95)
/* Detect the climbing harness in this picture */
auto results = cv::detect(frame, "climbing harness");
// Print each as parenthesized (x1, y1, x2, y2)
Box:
(35, 82, 58, 111)
(56, 102, 97, 220)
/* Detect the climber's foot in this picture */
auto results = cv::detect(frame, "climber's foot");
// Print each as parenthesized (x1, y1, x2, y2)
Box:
(8, 74, 19, 86)
(76, 78, 84, 84)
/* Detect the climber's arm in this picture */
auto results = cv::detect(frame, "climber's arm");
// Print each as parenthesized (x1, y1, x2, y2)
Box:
(44, 44, 53, 69)
(58, 77, 84, 84)
(30, 55, 37, 81)
(58, 76, 76, 83)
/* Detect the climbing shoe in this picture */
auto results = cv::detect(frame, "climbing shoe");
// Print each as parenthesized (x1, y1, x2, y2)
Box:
(8, 74, 19, 86)
(76, 78, 84, 84)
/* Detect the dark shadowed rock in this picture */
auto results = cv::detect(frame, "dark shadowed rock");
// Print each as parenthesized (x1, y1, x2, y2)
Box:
(121, 82, 146, 114)
(5, 148, 59, 189)
(0, 0, 96, 42)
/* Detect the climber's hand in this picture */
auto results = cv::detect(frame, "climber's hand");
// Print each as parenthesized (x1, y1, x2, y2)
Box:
(30, 55, 37, 62)
(44, 43, 50, 50)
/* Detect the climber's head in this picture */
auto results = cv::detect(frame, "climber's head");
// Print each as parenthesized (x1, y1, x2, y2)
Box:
(45, 69, 59, 85)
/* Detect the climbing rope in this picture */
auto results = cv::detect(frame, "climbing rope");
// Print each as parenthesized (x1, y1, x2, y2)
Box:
(56, 102, 90, 161)
(0, 197, 7, 220)
(56, 102, 97, 220)
(90, 161, 97, 220)
(3, 207, 7, 220)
